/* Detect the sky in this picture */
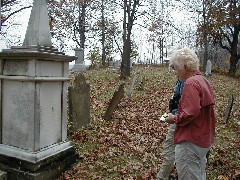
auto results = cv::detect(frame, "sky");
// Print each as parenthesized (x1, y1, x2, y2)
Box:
(0, 1, 32, 51)
(0, 1, 196, 65)
(0, 0, 78, 64)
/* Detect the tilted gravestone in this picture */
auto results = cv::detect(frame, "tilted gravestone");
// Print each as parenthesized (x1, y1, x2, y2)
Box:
(224, 94, 234, 124)
(68, 73, 90, 132)
(127, 72, 137, 98)
(104, 83, 125, 120)
(139, 75, 145, 91)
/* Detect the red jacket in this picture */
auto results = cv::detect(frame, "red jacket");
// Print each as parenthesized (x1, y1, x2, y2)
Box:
(174, 70, 216, 148)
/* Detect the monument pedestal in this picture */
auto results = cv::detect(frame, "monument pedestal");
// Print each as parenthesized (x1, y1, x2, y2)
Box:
(0, 49, 78, 179)
(0, 142, 77, 179)
(0, 0, 79, 178)
(72, 64, 86, 72)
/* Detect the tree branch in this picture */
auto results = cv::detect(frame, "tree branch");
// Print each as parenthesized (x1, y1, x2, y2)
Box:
(2, 6, 32, 24)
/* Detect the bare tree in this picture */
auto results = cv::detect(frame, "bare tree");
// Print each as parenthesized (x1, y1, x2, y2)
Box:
(121, 0, 142, 79)
(1, 0, 32, 32)
(197, 0, 240, 76)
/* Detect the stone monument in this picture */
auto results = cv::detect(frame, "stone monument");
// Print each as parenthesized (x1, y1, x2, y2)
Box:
(205, 59, 212, 76)
(0, 0, 78, 179)
(68, 74, 90, 132)
(71, 48, 86, 72)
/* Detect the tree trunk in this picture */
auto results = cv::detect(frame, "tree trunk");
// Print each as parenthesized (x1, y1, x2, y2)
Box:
(79, 3, 86, 49)
(101, 0, 106, 66)
(0, 2, 1, 31)
(121, 36, 131, 78)
(229, 55, 238, 76)
(120, 0, 139, 79)
(120, 0, 131, 79)
(202, 0, 208, 73)
(228, 26, 239, 76)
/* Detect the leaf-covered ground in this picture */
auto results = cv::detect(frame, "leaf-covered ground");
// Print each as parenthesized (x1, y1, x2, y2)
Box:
(59, 65, 240, 180)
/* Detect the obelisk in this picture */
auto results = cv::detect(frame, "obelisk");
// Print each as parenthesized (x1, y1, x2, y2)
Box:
(23, 0, 52, 47)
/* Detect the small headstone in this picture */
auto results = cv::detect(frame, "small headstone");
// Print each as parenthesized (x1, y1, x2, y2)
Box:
(68, 73, 90, 132)
(104, 83, 125, 120)
(205, 60, 212, 76)
(139, 75, 145, 91)
(114, 60, 121, 70)
(237, 120, 240, 131)
(164, 58, 170, 67)
(72, 48, 86, 72)
(127, 73, 137, 97)
(224, 94, 234, 124)
(109, 61, 114, 67)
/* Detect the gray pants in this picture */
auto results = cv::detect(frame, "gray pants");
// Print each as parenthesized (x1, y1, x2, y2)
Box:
(156, 124, 176, 180)
(175, 141, 210, 180)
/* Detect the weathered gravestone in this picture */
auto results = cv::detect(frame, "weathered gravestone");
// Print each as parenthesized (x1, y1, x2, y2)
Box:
(224, 94, 234, 124)
(139, 75, 145, 91)
(114, 60, 121, 70)
(205, 60, 212, 76)
(104, 83, 125, 120)
(68, 73, 90, 132)
(0, 0, 78, 179)
(127, 72, 137, 98)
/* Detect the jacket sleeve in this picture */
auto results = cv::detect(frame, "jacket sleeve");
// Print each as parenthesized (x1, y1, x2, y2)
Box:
(175, 83, 201, 126)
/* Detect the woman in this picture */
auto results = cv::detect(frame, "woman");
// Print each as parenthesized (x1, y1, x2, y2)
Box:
(156, 79, 184, 180)
(165, 48, 216, 180)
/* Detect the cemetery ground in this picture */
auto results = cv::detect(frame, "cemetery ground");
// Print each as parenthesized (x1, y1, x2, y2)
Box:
(59, 65, 240, 180)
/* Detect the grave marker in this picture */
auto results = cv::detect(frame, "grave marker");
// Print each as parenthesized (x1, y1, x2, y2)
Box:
(127, 73, 137, 97)
(72, 48, 86, 72)
(68, 73, 90, 132)
(224, 94, 234, 124)
(205, 60, 212, 76)
(104, 83, 125, 120)
(139, 75, 145, 91)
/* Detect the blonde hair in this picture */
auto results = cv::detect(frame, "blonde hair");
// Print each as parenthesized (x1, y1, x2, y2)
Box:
(169, 47, 199, 71)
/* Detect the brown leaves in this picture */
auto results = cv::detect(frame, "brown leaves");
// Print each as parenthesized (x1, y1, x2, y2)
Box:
(60, 66, 240, 179)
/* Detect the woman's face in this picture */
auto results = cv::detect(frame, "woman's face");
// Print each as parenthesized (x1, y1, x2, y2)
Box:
(172, 65, 187, 81)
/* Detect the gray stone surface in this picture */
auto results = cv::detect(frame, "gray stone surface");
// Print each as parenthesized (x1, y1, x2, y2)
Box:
(205, 60, 212, 76)
(72, 48, 86, 72)
(0, 143, 77, 180)
(23, 0, 52, 46)
(0, 0, 78, 178)
(0, 51, 77, 179)
(224, 94, 234, 124)
(0, 53, 73, 152)
(127, 73, 137, 97)
(0, 141, 73, 163)
(68, 73, 90, 131)
(104, 83, 125, 120)
(74, 48, 84, 64)
(114, 60, 121, 70)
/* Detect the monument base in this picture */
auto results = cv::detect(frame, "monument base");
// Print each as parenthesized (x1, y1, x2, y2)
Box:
(0, 142, 78, 180)
(71, 64, 86, 72)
